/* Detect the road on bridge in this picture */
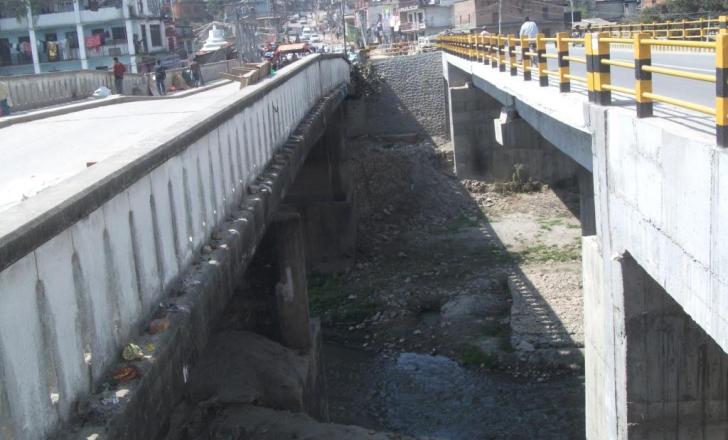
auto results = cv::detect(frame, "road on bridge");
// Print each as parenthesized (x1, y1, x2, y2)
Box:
(0, 83, 241, 213)
(547, 46, 714, 109)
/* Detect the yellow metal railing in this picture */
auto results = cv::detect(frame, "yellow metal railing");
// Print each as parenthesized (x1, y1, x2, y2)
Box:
(588, 17, 721, 41)
(436, 22, 728, 146)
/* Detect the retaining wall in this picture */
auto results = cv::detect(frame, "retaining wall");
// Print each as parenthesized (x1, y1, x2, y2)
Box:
(0, 54, 349, 440)
(347, 51, 448, 141)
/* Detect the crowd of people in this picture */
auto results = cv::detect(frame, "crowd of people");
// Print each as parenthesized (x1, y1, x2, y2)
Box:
(110, 55, 205, 96)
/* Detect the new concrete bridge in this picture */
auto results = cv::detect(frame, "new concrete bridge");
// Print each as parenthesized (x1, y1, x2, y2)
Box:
(442, 49, 728, 438)
(0, 53, 351, 439)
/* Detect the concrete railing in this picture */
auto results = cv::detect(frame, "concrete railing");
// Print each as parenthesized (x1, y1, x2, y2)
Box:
(3, 59, 244, 111)
(0, 53, 349, 440)
(2, 70, 148, 112)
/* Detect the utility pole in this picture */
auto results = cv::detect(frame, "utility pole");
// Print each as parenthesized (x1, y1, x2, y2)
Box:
(569, 0, 574, 28)
(498, 0, 502, 34)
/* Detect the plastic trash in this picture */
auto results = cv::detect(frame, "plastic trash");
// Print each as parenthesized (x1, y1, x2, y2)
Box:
(92, 86, 112, 98)
(111, 366, 141, 384)
(121, 343, 144, 361)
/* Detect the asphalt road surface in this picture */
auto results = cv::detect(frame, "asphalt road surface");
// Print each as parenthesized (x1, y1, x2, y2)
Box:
(0, 82, 241, 213)
(551, 46, 715, 109)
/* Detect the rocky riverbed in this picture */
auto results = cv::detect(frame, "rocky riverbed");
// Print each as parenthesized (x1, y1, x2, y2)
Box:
(316, 136, 586, 439)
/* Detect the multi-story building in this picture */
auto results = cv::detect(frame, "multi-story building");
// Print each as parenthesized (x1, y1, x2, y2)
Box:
(0, 0, 171, 76)
(398, 0, 452, 38)
(361, 0, 400, 43)
(452, 0, 565, 35)
(592, 0, 639, 19)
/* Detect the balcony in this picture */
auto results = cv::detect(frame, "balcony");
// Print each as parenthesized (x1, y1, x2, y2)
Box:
(0, 1, 123, 32)
(398, 0, 420, 6)
(0, 40, 131, 70)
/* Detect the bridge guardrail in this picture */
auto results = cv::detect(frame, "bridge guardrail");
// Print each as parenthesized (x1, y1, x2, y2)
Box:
(590, 17, 720, 41)
(437, 24, 728, 146)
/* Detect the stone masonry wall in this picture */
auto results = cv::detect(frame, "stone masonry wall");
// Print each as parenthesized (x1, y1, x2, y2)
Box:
(347, 51, 448, 142)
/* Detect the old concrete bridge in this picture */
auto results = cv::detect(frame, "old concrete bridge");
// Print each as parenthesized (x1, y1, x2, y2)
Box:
(1, 45, 727, 439)
(0, 54, 352, 439)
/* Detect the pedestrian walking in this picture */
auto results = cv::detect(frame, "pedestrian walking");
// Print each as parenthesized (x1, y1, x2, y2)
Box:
(112, 57, 126, 94)
(519, 17, 539, 64)
(190, 59, 203, 87)
(0, 80, 12, 116)
(154, 60, 167, 95)
(519, 16, 539, 39)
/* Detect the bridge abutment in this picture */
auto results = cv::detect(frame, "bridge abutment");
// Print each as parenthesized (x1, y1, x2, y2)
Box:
(446, 75, 578, 185)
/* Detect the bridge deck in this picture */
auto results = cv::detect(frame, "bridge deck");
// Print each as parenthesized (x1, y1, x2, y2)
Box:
(0, 83, 242, 213)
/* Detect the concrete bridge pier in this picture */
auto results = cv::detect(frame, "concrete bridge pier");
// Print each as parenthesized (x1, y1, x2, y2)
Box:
(283, 107, 356, 274)
(446, 64, 577, 185)
(585, 243, 728, 439)
(273, 210, 313, 351)
(578, 168, 596, 236)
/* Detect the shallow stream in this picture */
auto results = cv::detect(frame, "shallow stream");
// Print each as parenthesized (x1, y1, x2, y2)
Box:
(324, 344, 585, 439)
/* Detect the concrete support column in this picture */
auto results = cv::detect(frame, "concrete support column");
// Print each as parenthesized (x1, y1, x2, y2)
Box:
(578, 166, 596, 236)
(448, 83, 493, 179)
(273, 211, 312, 351)
(122, 3, 138, 73)
(620, 254, 728, 438)
(26, 10, 40, 74)
(73, 0, 88, 70)
(75, 24, 88, 70)
(123, 15, 137, 72)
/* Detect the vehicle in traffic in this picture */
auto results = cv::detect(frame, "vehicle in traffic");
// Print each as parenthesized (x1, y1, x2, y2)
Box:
(273, 42, 313, 68)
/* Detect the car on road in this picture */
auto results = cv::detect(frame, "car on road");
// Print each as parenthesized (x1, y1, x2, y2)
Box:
(310, 33, 322, 43)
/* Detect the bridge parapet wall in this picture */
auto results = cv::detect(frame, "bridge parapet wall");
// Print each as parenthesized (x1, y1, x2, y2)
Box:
(3, 59, 248, 111)
(2, 69, 149, 111)
(0, 54, 349, 440)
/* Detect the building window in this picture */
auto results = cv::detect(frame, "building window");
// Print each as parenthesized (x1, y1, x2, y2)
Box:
(111, 26, 127, 41)
(150, 24, 162, 46)
(542, 6, 549, 19)
(492, 12, 498, 23)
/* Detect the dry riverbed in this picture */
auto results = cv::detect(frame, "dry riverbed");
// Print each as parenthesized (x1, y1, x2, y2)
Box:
(316, 137, 585, 439)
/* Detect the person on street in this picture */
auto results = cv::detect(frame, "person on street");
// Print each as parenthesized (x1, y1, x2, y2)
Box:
(520, 17, 539, 64)
(112, 57, 126, 94)
(480, 25, 490, 36)
(519, 16, 539, 39)
(0, 81, 12, 116)
(154, 60, 167, 95)
(190, 59, 203, 87)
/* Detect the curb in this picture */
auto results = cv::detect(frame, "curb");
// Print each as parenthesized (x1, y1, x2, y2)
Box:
(0, 79, 233, 129)
(608, 43, 714, 53)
